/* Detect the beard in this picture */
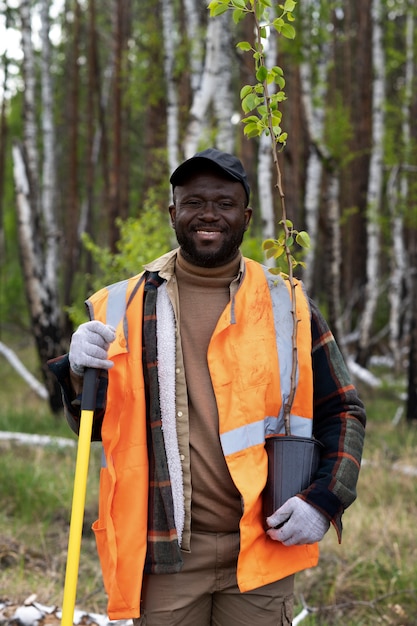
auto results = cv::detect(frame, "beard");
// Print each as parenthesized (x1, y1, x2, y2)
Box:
(174, 223, 247, 268)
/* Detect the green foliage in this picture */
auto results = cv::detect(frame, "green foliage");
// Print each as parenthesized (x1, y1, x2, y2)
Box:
(262, 222, 311, 274)
(67, 191, 172, 325)
(86, 196, 172, 286)
(209, 0, 296, 147)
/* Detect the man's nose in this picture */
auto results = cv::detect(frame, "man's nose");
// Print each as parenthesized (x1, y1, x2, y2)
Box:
(200, 200, 220, 218)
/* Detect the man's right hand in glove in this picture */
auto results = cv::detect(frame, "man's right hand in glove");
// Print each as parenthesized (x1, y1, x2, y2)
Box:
(69, 320, 116, 376)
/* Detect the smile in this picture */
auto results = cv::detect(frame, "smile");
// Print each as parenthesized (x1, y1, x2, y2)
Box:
(195, 230, 222, 240)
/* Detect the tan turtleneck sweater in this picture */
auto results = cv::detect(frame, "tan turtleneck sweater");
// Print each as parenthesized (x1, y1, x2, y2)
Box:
(175, 253, 243, 533)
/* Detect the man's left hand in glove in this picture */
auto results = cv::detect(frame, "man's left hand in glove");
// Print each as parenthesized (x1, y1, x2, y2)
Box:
(266, 496, 330, 546)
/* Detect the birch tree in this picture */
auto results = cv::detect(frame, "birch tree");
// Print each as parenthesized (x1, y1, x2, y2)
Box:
(387, 7, 414, 372)
(161, 0, 180, 173)
(12, 0, 64, 411)
(183, 12, 234, 158)
(298, 0, 330, 294)
(357, 0, 385, 366)
(257, 14, 277, 245)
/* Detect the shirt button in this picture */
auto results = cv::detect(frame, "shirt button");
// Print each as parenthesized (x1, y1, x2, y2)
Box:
(176, 368, 181, 374)
(177, 411, 183, 417)
(180, 454, 185, 461)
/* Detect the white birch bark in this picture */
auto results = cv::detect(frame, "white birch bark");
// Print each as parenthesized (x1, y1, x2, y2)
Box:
(299, 0, 331, 292)
(326, 174, 344, 345)
(358, 0, 385, 363)
(0, 341, 48, 400)
(258, 13, 277, 247)
(387, 166, 406, 371)
(213, 13, 234, 153)
(183, 0, 204, 92)
(183, 16, 225, 158)
(40, 0, 59, 294)
(161, 0, 180, 173)
(19, 0, 40, 220)
(12, 141, 47, 323)
(387, 8, 414, 372)
(13, 1, 66, 409)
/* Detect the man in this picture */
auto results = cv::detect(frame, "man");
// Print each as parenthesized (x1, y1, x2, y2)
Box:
(49, 148, 366, 626)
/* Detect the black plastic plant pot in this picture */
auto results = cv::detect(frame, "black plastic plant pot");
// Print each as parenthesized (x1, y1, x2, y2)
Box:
(263, 435, 322, 519)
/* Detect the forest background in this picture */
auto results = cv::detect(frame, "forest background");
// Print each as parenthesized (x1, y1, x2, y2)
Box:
(0, 0, 416, 415)
(1, 1, 417, 624)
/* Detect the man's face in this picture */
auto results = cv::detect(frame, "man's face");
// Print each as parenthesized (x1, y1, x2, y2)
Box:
(169, 170, 252, 268)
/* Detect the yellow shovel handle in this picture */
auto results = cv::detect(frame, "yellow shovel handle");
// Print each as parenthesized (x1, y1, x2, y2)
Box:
(61, 368, 98, 626)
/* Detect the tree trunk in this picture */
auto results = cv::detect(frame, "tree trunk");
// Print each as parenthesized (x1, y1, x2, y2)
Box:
(12, 142, 65, 412)
(299, 0, 330, 294)
(14, 0, 66, 412)
(257, 7, 276, 247)
(0, 22, 9, 262)
(406, 224, 417, 422)
(357, 0, 385, 366)
(63, 0, 81, 306)
(161, 0, 180, 173)
(40, 0, 59, 296)
(183, 14, 227, 158)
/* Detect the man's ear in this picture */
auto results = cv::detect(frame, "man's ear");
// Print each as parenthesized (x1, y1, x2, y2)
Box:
(169, 204, 176, 227)
(244, 206, 253, 230)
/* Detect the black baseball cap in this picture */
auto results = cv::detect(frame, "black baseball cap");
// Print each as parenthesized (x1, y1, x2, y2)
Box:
(170, 148, 250, 204)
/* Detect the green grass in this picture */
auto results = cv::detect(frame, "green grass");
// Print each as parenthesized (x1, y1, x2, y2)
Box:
(1, 331, 417, 623)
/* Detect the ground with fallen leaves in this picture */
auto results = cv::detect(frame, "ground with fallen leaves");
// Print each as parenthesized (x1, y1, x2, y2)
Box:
(0, 596, 132, 626)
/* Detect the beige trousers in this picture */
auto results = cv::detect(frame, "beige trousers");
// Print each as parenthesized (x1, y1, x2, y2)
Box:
(133, 531, 294, 626)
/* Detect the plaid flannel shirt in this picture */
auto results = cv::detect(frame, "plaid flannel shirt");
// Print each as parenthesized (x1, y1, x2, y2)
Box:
(49, 253, 366, 543)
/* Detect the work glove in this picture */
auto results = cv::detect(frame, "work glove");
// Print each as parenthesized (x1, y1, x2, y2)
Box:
(266, 496, 330, 546)
(69, 320, 116, 376)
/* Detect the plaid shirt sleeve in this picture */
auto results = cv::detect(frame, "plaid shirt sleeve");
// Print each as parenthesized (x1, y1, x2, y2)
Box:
(302, 299, 366, 541)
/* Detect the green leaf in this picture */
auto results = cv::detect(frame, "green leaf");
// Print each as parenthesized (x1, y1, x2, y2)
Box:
(273, 17, 284, 32)
(242, 115, 260, 124)
(274, 246, 285, 259)
(243, 122, 262, 138)
(232, 0, 246, 8)
(233, 8, 245, 23)
(237, 41, 253, 53)
(265, 246, 277, 259)
(256, 65, 268, 82)
(271, 65, 284, 76)
(283, 0, 296, 12)
(242, 93, 260, 113)
(278, 132, 288, 144)
(296, 231, 311, 249)
(268, 267, 282, 275)
(286, 236, 294, 247)
(271, 110, 282, 125)
(280, 23, 296, 39)
(211, 3, 229, 17)
(262, 238, 276, 250)
(240, 84, 252, 99)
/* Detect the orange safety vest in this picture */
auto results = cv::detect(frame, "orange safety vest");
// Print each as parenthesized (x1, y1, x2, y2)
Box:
(87, 257, 318, 620)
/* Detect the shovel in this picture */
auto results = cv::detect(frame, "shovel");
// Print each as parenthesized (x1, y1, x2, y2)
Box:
(61, 367, 99, 626)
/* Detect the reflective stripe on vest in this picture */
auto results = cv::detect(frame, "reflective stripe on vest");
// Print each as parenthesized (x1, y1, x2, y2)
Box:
(220, 268, 312, 457)
(104, 279, 130, 328)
